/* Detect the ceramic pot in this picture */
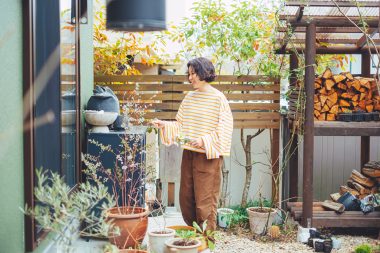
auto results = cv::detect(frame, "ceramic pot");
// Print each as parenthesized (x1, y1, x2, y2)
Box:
(165, 238, 201, 253)
(217, 208, 234, 228)
(246, 207, 276, 235)
(148, 228, 175, 253)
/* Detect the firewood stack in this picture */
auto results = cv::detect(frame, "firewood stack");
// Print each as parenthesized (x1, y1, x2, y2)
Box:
(329, 161, 380, 203)
(314, 68, 380, 121)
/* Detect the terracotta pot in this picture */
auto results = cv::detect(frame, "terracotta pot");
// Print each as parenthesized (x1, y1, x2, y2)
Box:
(118, 250, 148, 253)
(165, 238, 201, 253)
(107, 207, 149, 249)
(166, 225, 196, 233)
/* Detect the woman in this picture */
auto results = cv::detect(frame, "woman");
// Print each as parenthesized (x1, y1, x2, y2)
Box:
(153, 57, 233, 230)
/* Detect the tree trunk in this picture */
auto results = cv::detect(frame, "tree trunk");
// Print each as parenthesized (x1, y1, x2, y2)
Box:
(241, 131, 252, 207)
(219, 160, 229, 207)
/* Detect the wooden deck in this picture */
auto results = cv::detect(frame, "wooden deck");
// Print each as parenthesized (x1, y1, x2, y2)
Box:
(287, 202, 380, 228)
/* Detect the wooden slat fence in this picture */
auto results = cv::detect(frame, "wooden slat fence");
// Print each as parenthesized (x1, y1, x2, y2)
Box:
(94, 75, 281, 129)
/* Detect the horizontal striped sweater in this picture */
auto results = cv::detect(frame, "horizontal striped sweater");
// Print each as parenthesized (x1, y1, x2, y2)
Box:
(160, 89, 233, 159)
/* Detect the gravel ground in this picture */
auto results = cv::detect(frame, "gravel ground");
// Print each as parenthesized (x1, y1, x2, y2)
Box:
(214, 231, 379, 253)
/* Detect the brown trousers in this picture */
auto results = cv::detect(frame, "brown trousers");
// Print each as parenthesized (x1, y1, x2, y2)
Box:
(179, 149, 222, 231)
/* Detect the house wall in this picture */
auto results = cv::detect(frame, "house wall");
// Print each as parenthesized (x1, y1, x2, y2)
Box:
(0, 0, 25, 252)
(0, 0, 94, 252)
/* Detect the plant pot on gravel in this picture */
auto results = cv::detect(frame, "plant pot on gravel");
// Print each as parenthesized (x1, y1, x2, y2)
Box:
(246, 207, 277, 235)
(165, 238, 202, 253)
(217, 208, 234, 228)
(148, 228, 175, 253)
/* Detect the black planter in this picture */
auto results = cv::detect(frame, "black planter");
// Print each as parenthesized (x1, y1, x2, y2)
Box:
(106, 0, 166, 32)
(87, 86, 119, 113)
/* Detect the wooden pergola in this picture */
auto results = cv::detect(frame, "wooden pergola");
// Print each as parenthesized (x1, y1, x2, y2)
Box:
(278, 0, 380, 228)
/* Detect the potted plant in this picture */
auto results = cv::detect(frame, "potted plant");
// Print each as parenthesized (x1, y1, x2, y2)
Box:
(165, 229, 201, 253)
(193, 221, 217, 252)
(23, 168, 116, 253)
(246, 195, 276, 235)
(217, 207, 234, 228)
(148, 227, 176, 253)
(83, 131, 150, 249)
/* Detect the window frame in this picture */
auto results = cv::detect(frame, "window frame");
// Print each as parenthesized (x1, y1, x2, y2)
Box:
(23, 0, 82, 250)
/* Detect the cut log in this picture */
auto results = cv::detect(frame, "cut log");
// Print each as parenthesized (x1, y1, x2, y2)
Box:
(337, 82, 347, 91)
(325, 79, 335, 91)
(351, 181, 372, 195)
(341, 93, 353, 100)
(322, 68, 333, 79)
(359, 78, 371, 89)
(327, 92, 338, 103)
(339, 99, 350, 107)
(343, 72, 354, 80)
(319, 87, 328, 95)
(326, 99, 335, 108)
(315, 82, 321, 89)
(330, 192, 341, 202)
(352, 80, 362, 92)
(321, 104, 330, 113)
(333, 74, 346, 83)
(360, 87, 366, 93)
(352, 101, 359, 107)
(330, 105, 339, 114)
(366, 104, 374, 112)
(351, 170, 376, 188)
(318, 113, 326, 121)
(359, 93, 366, 101)
(320, 95, 328, 106)
(352, 94, 359, 102)
(362, 168, 380, 178)
(315, 102, 322, 111)
(314, 94, 319, 103)
(326, 113, 335, 121)
(358, 100, 366, 110)
(314, 110, 321, 117)
(322, 200, 345, 213)
(340, 185, 360, 197)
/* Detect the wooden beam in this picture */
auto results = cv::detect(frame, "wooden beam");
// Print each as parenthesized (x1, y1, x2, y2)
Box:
(302, 22, 316, 228)
(278, 27, 371, 33)
(314, 121, 380, 136)
(281, 17, 379, 28)
(356, 28, 378, 49)
(285, 1, 380, 7)
(276, 46, 380, 54)
(361, 136, 370, 169)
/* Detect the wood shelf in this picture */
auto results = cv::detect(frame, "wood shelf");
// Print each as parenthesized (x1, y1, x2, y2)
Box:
(314, 121, 380, 136)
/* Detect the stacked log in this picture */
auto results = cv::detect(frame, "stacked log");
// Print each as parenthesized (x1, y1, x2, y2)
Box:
(314, 68, 380, 121)
(329, 162, 380, 204)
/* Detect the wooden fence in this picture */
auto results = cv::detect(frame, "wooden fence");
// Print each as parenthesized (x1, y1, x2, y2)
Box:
(94, 75, 281, 129)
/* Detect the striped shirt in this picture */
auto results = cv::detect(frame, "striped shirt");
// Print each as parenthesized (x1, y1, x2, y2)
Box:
(160, 89, 233, 159)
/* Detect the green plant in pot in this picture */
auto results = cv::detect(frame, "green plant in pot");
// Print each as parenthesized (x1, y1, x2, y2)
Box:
(193, 221, 217, 252)
(165, 229, 201, 253)
(22, 168, 116, 253)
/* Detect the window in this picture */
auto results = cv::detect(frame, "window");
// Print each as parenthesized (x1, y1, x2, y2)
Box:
(23, 0, 81, 250)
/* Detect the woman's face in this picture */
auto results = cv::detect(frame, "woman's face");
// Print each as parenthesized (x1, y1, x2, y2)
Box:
(188, 66, 204, 89)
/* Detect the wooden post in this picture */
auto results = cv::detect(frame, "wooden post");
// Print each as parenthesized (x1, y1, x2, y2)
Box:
(360, 52, 371, 169)
(302, 22, 316, 227)
(289, 52, 299, 202)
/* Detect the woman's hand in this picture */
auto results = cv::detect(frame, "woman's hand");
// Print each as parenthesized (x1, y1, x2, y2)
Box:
(151, 119, 165, 129)
(189, 138, 204, 148)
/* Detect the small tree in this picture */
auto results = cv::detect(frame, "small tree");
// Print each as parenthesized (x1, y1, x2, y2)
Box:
(163, 0, 285, 206)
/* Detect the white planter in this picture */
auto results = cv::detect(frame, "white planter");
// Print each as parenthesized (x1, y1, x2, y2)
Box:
(165, 238, 201, 253)
(217, 208, 234, 228)
(148, 228, 175, 253)
(84, 110, 118, 133)
(246, 207, 276, 235)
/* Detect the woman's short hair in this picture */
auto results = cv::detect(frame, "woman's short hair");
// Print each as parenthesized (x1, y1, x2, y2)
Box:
(187, 57, 216, 82)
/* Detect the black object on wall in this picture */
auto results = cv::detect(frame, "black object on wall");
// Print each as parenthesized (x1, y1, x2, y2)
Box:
(106, 0, 166, 31)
